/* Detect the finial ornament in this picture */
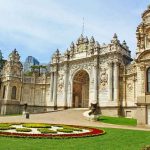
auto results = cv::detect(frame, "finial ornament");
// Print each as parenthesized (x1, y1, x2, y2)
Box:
(113, 33, 118, 39)
(123, 40, 126, 45)
(0, 50, 3, 60)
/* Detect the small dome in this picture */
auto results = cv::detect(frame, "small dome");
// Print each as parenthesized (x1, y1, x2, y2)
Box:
(9, 49, 20, 62)
(78, 34, 84, 42)
(90, 36, 95, 43)
(113, 33, 118, 39)
(94, 41, 100, 48)
(56, 49, 59, 54)
(84, 36, 89, 43)
(122, 40, 126, 45)
(70, 42, 75, 48)
(79, 34, 84, 40)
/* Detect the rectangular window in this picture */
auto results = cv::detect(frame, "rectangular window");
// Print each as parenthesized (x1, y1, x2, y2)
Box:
(147, 69, 150, 92)
(3, 86, 5, 99)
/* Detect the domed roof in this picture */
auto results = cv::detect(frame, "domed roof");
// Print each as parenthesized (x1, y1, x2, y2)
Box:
(142, 5, 150, 19)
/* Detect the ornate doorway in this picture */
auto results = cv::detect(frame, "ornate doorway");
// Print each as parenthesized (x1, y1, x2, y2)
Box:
(72, 70, 89, 108)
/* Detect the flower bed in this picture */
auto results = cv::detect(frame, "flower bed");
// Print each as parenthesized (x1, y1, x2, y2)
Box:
(0, 123, 105, 139)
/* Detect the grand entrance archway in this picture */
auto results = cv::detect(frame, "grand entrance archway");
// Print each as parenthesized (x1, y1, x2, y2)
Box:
(72, 70, 89, 108)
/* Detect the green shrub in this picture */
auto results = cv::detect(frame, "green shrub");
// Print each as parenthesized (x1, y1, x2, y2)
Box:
(0, 124, 11, 127)
(23, 123, 51, 128)
(57, 128, 74, 133)
(54, 125, 63, 128)
(16, 128, 32, 132)
(63, 126, 83, 131)
(38, 128, 57, 134)
(12, 123, 22, 125)
(0, 127, 16, 130)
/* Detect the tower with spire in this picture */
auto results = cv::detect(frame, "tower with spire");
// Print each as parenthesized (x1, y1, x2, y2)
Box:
(136, 5, 150, 57)
(0, 49, 22, 115)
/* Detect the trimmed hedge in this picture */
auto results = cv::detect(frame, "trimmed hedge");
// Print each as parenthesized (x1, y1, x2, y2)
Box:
(23, 123, 51, 128)
(0, 127, 16, 130)
(63, 126, 83, 132)
(57, 128, 74, 133)
(16, 128, 32, 132)
(0, 124, 11, 127)
(38, 128, 57, 134)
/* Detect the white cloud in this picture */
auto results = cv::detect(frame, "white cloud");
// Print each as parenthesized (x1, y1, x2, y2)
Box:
(0, 0, 148, 62)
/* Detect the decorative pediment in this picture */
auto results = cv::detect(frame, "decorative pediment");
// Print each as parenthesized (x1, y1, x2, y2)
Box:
(137, 50, 150, 62)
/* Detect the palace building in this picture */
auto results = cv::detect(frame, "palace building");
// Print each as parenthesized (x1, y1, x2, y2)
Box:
(0, 6, 150, 126)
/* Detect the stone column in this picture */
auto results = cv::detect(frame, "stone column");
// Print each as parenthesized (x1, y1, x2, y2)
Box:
(114, 62, 119, 102)
(93, 64, 98, 104)
(6, 83, 11, 100)
(63, 64, 68, 109)
(108, 62, 113, 101)
(53, 71, 58, 110)
(123, 75, 127, 106)
(50, 72, 54, 102)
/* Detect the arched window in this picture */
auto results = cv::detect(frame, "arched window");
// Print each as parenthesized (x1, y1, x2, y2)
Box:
(11, 86, 17, 99)
(147, 68, 150, 92)
(3, 86, 6, 99)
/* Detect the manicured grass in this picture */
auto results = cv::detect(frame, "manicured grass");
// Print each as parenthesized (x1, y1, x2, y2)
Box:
(0, 128, 149, 150)
(98, 116, 137, 126)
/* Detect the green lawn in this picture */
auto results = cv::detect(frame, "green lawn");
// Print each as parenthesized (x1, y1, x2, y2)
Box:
(0, 128, 149, 150)
(98, 116, 137, 126)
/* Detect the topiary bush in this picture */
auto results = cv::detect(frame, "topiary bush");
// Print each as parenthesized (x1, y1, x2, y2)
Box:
(57, 128, 74, 133)
(23, 123, 51, 128)
(38, 128, 57, 134)
(16, 128, 32, 132)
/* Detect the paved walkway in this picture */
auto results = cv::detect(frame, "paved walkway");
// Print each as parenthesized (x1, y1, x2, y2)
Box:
(0, 109, 150, 131)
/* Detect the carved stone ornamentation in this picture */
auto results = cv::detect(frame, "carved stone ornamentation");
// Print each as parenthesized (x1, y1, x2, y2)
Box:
(127, 82, 133, 92)
(58, 73, 64, 92)
(139, 64, 145, 71)
(100, 69, 108, 89)
(126, 64, 136, 75)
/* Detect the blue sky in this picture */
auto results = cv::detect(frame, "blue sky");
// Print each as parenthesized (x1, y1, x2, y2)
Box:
(0, 0, 149, 63)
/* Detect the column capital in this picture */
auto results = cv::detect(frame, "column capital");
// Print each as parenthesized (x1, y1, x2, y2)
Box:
(139, 64, 145, 71)
(107, 61, 113, 66)
(113, 60, 120, 66)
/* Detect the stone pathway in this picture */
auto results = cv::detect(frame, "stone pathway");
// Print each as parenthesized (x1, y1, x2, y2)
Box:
(0, 109, 150, 131)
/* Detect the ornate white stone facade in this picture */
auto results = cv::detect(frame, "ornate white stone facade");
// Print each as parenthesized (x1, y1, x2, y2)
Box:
(1, 6, 150, 126)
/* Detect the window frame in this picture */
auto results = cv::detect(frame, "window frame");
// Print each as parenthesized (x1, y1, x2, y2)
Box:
(146, 67, 150, 94)
(11, 86, 17, 100)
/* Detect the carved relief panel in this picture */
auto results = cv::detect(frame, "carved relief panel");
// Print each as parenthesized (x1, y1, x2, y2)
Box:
(57, 71, 64, 92)
(100, 68, 108, 90)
